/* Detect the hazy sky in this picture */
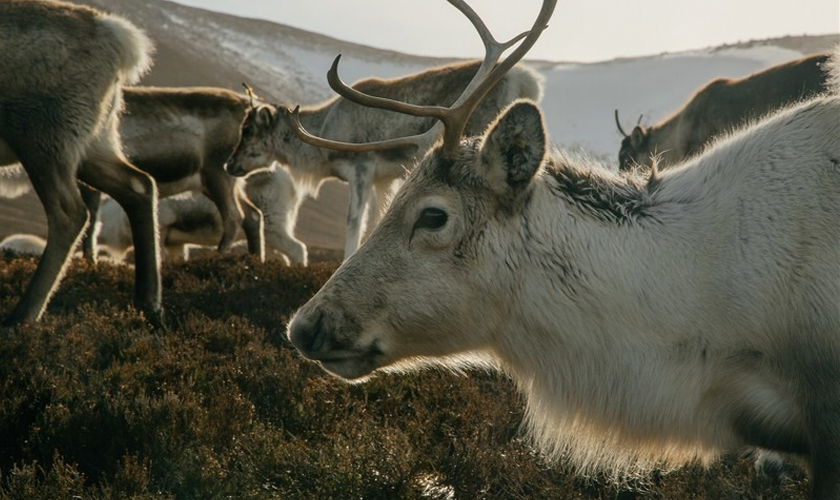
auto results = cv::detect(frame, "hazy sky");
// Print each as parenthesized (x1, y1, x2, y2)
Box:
(170, 1, 839, 62)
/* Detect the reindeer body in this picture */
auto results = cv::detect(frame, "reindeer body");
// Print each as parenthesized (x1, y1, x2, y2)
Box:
(289, 92, 840, 497)
(82, 86, 265, 261)
(98, 166, 306, 264)
(0, 0, 161, 324)
(617, 52, 831, 170)
(282, 0, 838, 495)
(226, 60, 542, 258)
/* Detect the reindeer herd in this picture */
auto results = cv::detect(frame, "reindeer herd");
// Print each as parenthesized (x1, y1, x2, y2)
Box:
(1, 0, 839, 498)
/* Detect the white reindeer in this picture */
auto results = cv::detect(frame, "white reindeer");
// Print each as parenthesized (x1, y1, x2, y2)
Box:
(0, 0, 162, 324)
(97, 165, 307, 265)
(225, 49, 542, 260)
(285, 2, 840, 498)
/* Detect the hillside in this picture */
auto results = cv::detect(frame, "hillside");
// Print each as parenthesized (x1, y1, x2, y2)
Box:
(0, 0, 836, 251)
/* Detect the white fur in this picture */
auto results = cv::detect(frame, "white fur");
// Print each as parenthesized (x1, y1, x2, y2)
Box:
(99, 14, 154, 84)
(288, 74, 840, 498)
(227, 62, 543, 260)
(0, 164, 31, 199)
(97, 165, 306, 264)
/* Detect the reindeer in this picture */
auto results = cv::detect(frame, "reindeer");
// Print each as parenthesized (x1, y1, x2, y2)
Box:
(0, 0, 162, 324)
(81, 86, 266, 262)
(284, 1, 840, 498)
(97, 166, 306, 265)
(615, 52, 832, 171)
(225, 49, 543, 259)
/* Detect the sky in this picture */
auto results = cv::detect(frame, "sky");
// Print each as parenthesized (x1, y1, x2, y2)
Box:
(169, 0, 838, 63)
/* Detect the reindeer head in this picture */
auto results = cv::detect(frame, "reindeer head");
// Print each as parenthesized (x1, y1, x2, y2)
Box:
(226, 103, 296, 176)
(286, 0, 556, 380)
(615, 110, 653, 171)
(288, 100, 547, 379)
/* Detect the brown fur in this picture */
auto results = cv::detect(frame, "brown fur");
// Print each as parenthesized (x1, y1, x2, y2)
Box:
(618, 53, 832, 171)
(81, 86, 265, 261)
(0, 0, 161, 324)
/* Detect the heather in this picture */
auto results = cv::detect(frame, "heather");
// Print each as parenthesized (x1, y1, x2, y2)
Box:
(0, 252, 809, 499)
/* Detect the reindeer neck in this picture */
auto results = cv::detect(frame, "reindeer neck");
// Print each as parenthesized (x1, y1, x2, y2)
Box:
(279, 105, 333, 165)
(489, 161, 741, 467)
(505, 153, 722, 344)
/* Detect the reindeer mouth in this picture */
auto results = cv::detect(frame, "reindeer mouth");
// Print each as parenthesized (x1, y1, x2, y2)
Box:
(297, 345, 385, 380)
(288, 307, 385, 380)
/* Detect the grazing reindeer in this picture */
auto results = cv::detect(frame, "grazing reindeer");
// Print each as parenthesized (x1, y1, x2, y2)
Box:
(286, 1, 840, 498)
(98, 166, 306, 265)
(615, 52, 832, 171)
(0, 0, 162, 324)
(82, 86, 266, 262)
(226, 53, 542, 259)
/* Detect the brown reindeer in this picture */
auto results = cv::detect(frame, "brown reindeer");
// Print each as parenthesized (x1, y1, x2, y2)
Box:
(0, 0, 162, 324)
(615, 52, 832, 171)
(81, 86, 267, 262)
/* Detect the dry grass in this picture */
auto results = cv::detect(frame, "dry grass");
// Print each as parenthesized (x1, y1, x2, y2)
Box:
(0, 251, 811, 499)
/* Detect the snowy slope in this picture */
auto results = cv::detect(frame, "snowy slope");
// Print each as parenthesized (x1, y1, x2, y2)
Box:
(89, 0, 833, 163)
(540, 45, 808, 161)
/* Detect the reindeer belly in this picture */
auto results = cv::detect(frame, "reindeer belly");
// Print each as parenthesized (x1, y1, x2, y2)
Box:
(155, 173, 203, 198)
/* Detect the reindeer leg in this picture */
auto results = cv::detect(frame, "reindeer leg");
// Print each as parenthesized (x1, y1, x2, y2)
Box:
(264, 223, 307, 266)
(79, 184, 102, 262)
(6, 157, 89, 324)
(343, 161, 374, 260)
(203, 168, 257, 257)
(79, 154, 163, 326)
(238, 190, 266, 262)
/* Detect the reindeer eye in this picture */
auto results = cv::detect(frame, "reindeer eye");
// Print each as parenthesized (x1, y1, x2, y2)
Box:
(413, 207, 448, 231)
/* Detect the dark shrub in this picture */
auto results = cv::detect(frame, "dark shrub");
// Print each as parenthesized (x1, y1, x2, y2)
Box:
(0, 253, 810, 499)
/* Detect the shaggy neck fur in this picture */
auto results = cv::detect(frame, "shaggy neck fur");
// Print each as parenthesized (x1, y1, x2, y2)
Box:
(486, 95, 840, 475)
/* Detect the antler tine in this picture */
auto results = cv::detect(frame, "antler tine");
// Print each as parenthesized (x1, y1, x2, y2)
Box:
(327, 56, 452, 122)
(615, 109, 628, 137)
(447, 0, 528, 61)
(242, 82, 258, 109)
(287, 105, 422, 153)
(288, 0, 556, 156)
(324, 1, 541, 142)
(440, 0, 556, 151)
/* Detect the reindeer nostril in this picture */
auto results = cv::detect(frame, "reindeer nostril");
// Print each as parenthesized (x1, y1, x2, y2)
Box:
(289, 309, 328, 354)
(309, 311, 327, 352)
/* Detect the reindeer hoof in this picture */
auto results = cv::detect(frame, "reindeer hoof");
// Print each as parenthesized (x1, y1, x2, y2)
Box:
(140, 305, 167, 330)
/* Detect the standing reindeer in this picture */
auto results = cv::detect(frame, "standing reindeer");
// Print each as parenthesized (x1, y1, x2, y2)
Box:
(81, 86, 266, 262)
(285, 1, 840, 498)
(0, 0, 162, 324)
(97, 166, 306, 265)
(225, 55, 542, 259)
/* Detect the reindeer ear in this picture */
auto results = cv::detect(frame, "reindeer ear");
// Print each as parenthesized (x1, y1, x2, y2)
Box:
(479, 100, 546, 192)
(255, 105, 277, 127)
(630, 126, 647, 149)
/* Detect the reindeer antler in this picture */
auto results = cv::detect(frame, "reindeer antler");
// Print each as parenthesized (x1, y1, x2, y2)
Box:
(615, 110, 628, 137)
(288, 0, 556, 157)
(242, 83, 258, 109)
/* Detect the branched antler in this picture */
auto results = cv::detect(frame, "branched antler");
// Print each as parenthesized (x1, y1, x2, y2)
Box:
(288, 0, 556, 156)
